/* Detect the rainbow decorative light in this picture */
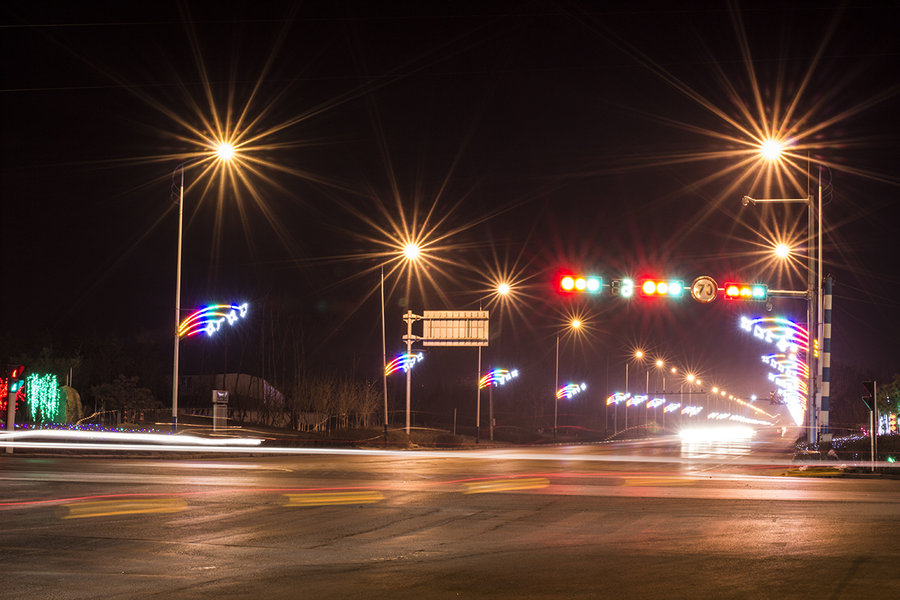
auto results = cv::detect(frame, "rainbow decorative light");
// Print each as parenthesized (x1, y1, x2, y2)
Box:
(606, 392, 630, 405)
(681, 406, 703, 417)
(626, 394, 648, 407)
(385, 352, 424, 376)
(478, 368, 519, 389)
(663, 402, 681, 413)
(179, 302, 249, 338)
(646, 397, 666, 409)
(556, 383, 586, 399)
(740, 315, 808, 425)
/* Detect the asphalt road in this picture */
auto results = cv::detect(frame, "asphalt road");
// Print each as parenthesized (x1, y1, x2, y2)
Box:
(2, 432, 898, 599)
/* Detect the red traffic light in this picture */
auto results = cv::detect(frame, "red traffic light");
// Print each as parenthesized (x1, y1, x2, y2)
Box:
(559, 275, 602, 294)
(637, 279, 684, 297)
(9, 365, 25, 379)
(723, 283, 768, 301)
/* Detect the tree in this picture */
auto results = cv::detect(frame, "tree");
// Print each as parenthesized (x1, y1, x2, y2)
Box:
(90, 375, 160, 423)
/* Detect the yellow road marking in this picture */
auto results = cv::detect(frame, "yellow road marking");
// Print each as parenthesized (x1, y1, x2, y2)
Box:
(463, 477, 549, 494)
(784, 467, 844, 477)
(62, 498, 187, 519)
(283, 491, 384, 507)
(622, 477, 694, 487)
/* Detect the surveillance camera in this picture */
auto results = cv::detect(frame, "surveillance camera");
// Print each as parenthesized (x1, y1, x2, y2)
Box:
(742, 195, 752, 206)
(765, 301, 773, 312)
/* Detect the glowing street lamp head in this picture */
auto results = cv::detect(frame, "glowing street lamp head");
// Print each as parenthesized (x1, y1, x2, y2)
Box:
(215, 142, 235, 162)
(497, 282, 511, 296)
(570, 319, 581, 330)
(774, 243, 791, 259)
(686, 373, 696, 383)
(656, 359, 664, 368)
(635, 350, 644, 359)
(760, 138, 784, 161)
(403, 243, 421, 261)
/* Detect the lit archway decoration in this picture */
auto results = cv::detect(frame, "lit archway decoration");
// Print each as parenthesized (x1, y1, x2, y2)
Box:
(179, 303, 249, 338)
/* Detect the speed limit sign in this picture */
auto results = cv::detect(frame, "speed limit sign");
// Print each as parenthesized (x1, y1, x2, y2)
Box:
(691, 276, 718, 303)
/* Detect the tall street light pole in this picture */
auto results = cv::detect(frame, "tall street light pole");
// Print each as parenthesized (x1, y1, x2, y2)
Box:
(172, 165, 185, 433)
(172, 144, 235, 433)
(742, 186, 821, 443)
(381, 266, 388, 443)
(554, 319, 581, 440)
(554, 334, 560, 440)
(172, 142, 235, 433)
(400, 242, 421, 439)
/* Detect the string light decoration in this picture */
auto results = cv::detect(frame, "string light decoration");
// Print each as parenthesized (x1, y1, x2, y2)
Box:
(478, 368, 519, 389)
(384, 352, 424, 376)
(739, 315, 808, 425)
(556, 383, 586, 399)
(178, 302, 249, 338)
(26, 373, 64, 423)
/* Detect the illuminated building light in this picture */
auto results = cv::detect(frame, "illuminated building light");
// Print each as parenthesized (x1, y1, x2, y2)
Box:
(179, 303, 249, 338)
(385, 352, 424, 376)
(556, 383, 586, 399)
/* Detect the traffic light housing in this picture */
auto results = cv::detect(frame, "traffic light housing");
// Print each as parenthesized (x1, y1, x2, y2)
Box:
(723, 282, 768, 301)
(558, 274, 602, 294)
(637, 279, 684, 298)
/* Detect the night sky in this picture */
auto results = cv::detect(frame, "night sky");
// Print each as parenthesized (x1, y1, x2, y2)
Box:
(2, 2, 899, 412)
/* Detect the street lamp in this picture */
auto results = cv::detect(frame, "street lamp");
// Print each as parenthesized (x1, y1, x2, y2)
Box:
(172, 145, 235, 432)
(742, 163, 824, 443)
(475, 282, 512, 443)
(392, 242, 422, 438)
(624, 350, 644, 431)
(555, 318, 581, 440)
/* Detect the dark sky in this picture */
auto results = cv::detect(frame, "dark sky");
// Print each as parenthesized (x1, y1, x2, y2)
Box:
(2, 1, 899, 403)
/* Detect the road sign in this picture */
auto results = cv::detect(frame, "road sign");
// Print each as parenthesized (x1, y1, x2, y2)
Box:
(691, 276, 718, 303)
(422, 310, 488, 346)
(862, 381, 875, 396)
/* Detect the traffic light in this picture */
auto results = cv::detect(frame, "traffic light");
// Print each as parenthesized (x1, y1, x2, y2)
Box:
(558, 274, 602, 294)
(723, 282, 768, 301)
(637, 279, 684, 298)
(890, 413, 897, 434)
